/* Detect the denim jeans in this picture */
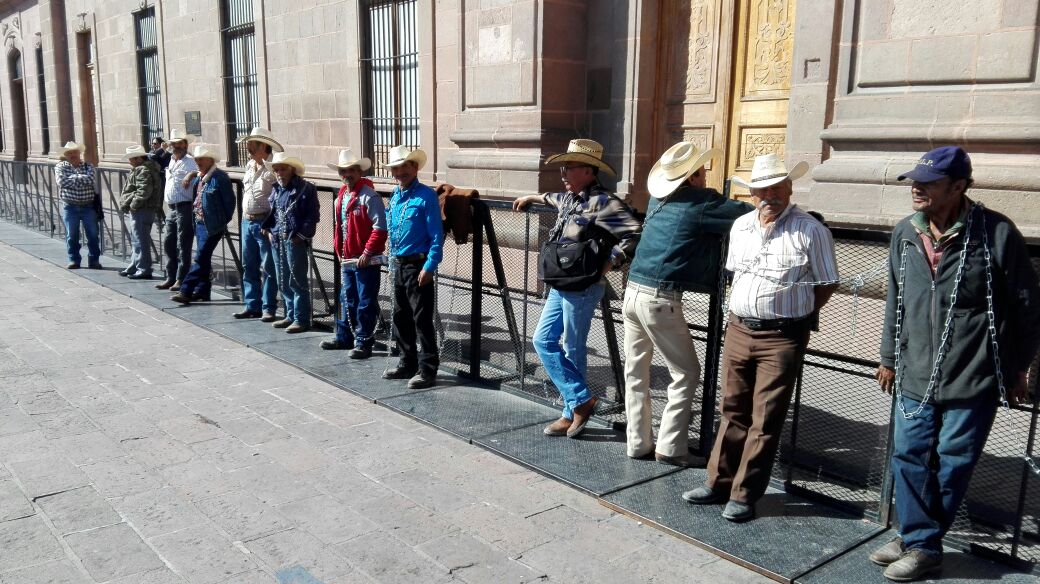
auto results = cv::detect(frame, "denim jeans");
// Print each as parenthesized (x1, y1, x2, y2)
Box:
(62, 203, 100, 266)
(892, 394, 997, 556)
(273, 238, 311, 326)
(336, 263, 382, 348)
(163, 202, 195, 282)
(125, 210, 155, 275)
(240, 218, 278, 314)
(179, 221, 222, 297)
(533, 283, 605, 419)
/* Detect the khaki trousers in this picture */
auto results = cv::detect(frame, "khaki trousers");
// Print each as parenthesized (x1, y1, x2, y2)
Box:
(623, 285, 701, 459)
(706, 316, 810, 503)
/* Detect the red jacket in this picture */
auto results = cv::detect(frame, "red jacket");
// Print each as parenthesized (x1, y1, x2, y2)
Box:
(332, 178, 387, 260)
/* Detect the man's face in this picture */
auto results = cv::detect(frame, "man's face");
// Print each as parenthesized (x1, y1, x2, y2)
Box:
(66, 149, 82, 165)
(128, 156, 144, 168)
(246, 141, 269, 160)
(687, 168, 707, 189)
(339, 166, 363, 187)
(272, 163, 296, 184)
(171, 140, 188, 157)
(910, 177, 966, 215)
(151, 140, 162, 151)
(750, 179, 793, 219)
(196, 157, 214, 173)
(390, 161, 417, 186)
(560, 164, 595, 193)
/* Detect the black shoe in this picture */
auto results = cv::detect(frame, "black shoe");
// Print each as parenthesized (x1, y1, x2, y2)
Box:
(118, 269, 131, 277)
(349, 346, 372, 360)
(87, 261, 103, 270)
(382, 366, 418, 380)
(233, 310, 262, 319)
(170, 293, 191, 305)
(67, 262, 80, 269)
(128, 272, 152, 280)
(321, 339, 349, 350)
(155, 280, 176, 290)
(681, 486, 725, 505)
(191, 292, 211, 302)
(721, 500, 755, 522)
(407, 371, 436, 389)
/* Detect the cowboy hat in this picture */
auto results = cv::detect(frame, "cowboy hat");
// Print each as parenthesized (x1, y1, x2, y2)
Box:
(191, 145, 219, 162)
(730, 153, 808, 190)
(236, 127, 284, 153)
(326, 148, 372, 172)
(167, 128, 194, 144)
(647, 142, 719, 199)
(383, 145, 426, 171)
(122, 145, 148, 161)
(60, 141, 86, 155)
(264, 152, 306, 177)
(544, 139, 616, 178)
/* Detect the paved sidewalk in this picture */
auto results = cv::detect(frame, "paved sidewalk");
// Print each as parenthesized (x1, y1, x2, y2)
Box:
(0, 241, 769, 584)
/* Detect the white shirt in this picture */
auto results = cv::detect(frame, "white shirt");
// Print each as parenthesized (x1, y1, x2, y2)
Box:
(242, 158, 276, 215)
(726, 204, 839, 319)
(164, 154, 199, 205)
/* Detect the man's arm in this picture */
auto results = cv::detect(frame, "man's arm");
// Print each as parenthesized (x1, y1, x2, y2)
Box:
(598, 196, 642, 267)
(877, 233, 905, 393)
(129, 167, 154, 211)
(999, 220, 1040, 405)
(421, 187, 445, 276)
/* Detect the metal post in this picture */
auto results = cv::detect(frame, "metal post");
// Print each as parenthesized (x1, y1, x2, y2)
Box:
(699, 279, 726, 457)
(482, 201, 525, 372)
(600, 291, 625, 404)
(468, 198, 484, 380)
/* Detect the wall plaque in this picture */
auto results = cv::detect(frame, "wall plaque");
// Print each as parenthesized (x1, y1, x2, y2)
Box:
(184, 111, 202, 136)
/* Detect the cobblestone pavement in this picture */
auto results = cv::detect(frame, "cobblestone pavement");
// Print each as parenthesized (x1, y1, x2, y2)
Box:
(0, 241, 771, 583)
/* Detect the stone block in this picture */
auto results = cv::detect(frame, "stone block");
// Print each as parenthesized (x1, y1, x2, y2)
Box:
(156, 415, 227, 444)
(123, 436, 197, 470)
(353, 493, 461, 546)
(149, 525, 257, 584)
(226, 462, 316, 507)
(196, 490, 293, 542)
(259, 437, 336, 473)
(37, 486, 121, 535)
(891, 0, 1001, 37)
(335, 530, 454, 584)
(276, 494, 380, 544)
(92, 412, 161, 443)
(191, 437, 271, 472)
(160, 459, 239, 502)
(218, 415, 292, 446)
(246, 528, 354, 581)
(0, 479, 33, 523)
(64, 522, 162, 582)
(9, 456, 90, 499)
(30, 409, 99, 439)
(106, 567, 186, 584)
(857, 41, 909, 87)
(0, 559, 89, 584)
(417, 531, 546, 583)
(972, 92, 1040, 120)
(113, 487, 207, 539)
(976, 29, 1038, 82)
(908, 36, 977, 84)
(81, 456, 162, 498)
(17, 390, 71, 415)
(0, 515, 65, 572)
(0, 406, 38, 437)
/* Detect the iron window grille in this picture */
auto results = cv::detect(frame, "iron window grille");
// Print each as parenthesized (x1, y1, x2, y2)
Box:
(134, 7, 163, 148)
(220, 0, 259, 168)
(35, 47, 49, 155)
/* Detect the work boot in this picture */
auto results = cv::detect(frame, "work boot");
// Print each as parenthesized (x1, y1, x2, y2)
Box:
(286, 323, 310, 334)
(681, 486, 725, 505)
(349, 346, 372, 360)
(155, 279, 176, 290)
(543, 417, 572, 436)
(883, 549, 942, 582)
(870, 537, 905, 566)
(233, 310, 261, 319)
(566, 397, 598, 438)
(170, 293, 191, 305)
(407, 371, 436, 389)
(260, 312, 278, 323)
(87, 260, 103, 269)
(320, 339, 349, 350)
(655, 453, 691, 467)
(67, 262, 80, 269)
(721, 500, 755, 522)
(382, 365, 417, 380)
(272, 318, 293, 329)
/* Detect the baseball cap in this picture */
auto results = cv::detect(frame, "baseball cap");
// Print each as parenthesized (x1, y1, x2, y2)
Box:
(897, 146, 973, 183)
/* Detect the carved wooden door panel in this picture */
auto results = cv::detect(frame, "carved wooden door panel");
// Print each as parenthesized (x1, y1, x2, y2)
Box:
(725, 0, 797, 198)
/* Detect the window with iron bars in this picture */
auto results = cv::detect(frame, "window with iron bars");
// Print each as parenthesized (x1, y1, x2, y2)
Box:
(359, 0, 420, 178)
(221, 0, 259, 168)
(35, 46, 50, 155)
(134, 7, 163, 148)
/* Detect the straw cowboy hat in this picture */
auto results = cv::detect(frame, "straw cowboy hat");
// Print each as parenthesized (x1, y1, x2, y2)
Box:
(327, 148, 372, 172)
(191, 145, 219, 162)
(60, 141, 86, 155)
(236, 127, 284, 152)
(264, 152, 306, 177)
(122, 145, 148, 161)
(167, 128, 194, 144)
(730, 153, 808, 190)
(647, 142, 719, 199)
(384, 145, 426, 171)
(544, 139, 617, 178)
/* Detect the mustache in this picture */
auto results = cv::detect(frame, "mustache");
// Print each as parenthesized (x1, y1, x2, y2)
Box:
(759, 199, 782, 208)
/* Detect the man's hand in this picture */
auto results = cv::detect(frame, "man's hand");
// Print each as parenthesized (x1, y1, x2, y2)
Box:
(418, 269, 434, 287)
(601, 260, 613, 277)
(182, 171, 198, 189)
(357, 253, 371, 268)
(512, 195, 543, 212)
(1010, 371, 1030, 407)
(876, 365, 895, 394)
(291, 234, 307, 246)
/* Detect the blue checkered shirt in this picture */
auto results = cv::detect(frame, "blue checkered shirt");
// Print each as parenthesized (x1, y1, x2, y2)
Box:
(55, 160, 96, 206)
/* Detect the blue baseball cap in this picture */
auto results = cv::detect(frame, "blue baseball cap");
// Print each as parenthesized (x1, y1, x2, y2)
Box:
(897, 146, 972, 183)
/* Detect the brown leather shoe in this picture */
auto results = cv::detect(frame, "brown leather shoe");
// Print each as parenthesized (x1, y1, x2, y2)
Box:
(170, 293, 191, 305)
(566, 397, 598, 438)
(655, 453, 691, 467)
(260, 313, 278, 323)
(67, 262, 80, 269)
(543, 417, 572, 436)
(272, 318, 293, 329)
(285, 323, 310, 334)
(155, 280, 176, 290)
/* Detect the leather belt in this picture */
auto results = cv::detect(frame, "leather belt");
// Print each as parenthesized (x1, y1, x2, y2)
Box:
(731, 313, 813, 331)
(245, 212, 268, 222)
(626, 282, 683, 301)
(167, 201, 191, 210)
(396, 252, 427, 265)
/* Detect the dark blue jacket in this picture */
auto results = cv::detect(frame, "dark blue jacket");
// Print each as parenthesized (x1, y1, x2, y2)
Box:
(627, 185, 753, 294)
(262, 175, 320, 240)
(188, 168, 236, 235)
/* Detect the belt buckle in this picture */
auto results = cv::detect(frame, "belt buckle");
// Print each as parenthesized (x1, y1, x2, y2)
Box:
(742, 317, 763, 330)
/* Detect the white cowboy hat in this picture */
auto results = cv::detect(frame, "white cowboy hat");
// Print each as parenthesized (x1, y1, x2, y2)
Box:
(60, 141, 86, 155)
(326, 148, 372, 172)
(646, 142, 719, 199)
(264, 152, 306, 177)
(236, 127, 284, 152)
(730, 153, 808, 190)
(383, 145, 427, 170)
(122, 145, 148, 161)
(191, 144, 219, 162)
(544, 139, 616, 177)
(167, 128, 195, 144)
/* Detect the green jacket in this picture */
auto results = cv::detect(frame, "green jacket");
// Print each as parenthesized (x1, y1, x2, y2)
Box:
(880, 205, 1040, 403)
(120, 159, 163, 213)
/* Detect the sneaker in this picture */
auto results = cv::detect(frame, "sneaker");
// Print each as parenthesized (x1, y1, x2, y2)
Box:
(883, 549, 942, 582)
(566, 397, 598, 438)
(870, 537, 905, 566)
(407, 371, 436, 389)
(170, 293, 191, 305)
(681, 486, 725, 505)
(382, 365, 417, 380)
(66, 262, 80, 269)
(321, 339, 349, 350)
(272, 319, 293, 329)
(286, 323, 310, 334)
(127, 271, 152, 280)
(349, 346, 372, 360)
(260, 313, 278, 323)
(543, 417, 572, 436)
(233, 310, 261, 319)
(721, 500, 755, 522)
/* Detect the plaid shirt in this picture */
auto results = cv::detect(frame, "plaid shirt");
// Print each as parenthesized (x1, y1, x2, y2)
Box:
(55, 160, 96, 206)
(543, 184, 641, 266)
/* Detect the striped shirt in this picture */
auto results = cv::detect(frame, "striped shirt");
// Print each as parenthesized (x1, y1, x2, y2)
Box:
(241, 158, 275, 215)
(726, 204, 838, 319)
(164, 154, 198, 205)
(55, 160, 96, 206)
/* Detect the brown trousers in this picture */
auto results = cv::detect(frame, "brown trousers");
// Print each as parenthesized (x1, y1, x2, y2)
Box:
(706, 315, 810, 504)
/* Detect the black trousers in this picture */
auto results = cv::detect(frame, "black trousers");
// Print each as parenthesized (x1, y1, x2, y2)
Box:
(163, 202, 195, 282)
(392, 261, 439, 374)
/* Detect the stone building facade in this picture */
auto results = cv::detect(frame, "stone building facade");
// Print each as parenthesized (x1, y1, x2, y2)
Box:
(0, 0, 1037, 234)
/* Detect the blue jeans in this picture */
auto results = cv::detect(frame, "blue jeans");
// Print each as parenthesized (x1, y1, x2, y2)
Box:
(273, 238, 310, 326)
(336, 264, 382, 348)
(179, 221, 222, 297)
(125, 210, 155, 275)
(533, 283, 605, 419)
(240, 218, 277, 314)
(62, 203, 100, 265)
(892, 394, 996, 556)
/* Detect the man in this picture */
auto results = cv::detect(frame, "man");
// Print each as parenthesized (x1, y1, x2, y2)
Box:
(872, 146, 1040, 581)
(624, 142, 753, 465)
(381, 145, 443, 389)
(55, 141, 102, 270)
(322, 148, 387, 359)
(261, 152, 320, 333)
(171, 146, 235, 305)
(118, 145, 163, 280)
(148, 136, 171, 171)
(156, 129, 199, 290)
(682, 153, 838, 522)
(233, 127, 283, 322)
(513, 139, 641, 438)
